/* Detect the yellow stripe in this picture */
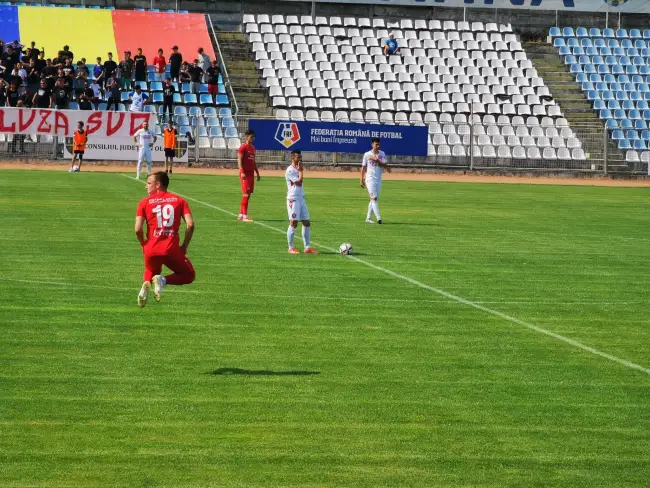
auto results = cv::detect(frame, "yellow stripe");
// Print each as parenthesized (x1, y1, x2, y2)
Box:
(18, 7, 118, 64)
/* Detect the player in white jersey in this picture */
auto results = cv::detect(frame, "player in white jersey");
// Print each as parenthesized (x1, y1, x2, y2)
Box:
(133, 121, 157, 179)
(360, 137, 390, 223)
(286, 150, 317, 254)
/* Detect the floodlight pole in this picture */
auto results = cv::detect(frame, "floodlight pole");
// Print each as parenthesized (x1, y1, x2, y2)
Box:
(603, 126, 608, 175)
(469, 103, 474, 171)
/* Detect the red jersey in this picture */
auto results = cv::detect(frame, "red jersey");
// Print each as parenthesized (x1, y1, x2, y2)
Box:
(136, 191, 191, 256)
(153, 56, 166, 73)
(238, 142, 256, 173)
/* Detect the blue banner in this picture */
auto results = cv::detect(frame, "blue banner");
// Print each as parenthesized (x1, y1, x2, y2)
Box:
(248, 119, 428, 156)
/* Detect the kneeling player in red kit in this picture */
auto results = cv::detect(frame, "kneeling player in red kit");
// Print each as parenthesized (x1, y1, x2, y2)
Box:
(135, 171, 196, 307)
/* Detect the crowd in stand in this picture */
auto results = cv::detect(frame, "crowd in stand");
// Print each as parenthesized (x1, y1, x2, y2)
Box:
(0, 40, 222, 116)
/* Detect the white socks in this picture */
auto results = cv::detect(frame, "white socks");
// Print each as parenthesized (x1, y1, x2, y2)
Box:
(302, 226, 311, 248)
(147, 162, 152, 174)
(367, 201, 373, 220)
(371, 200, 381, 220)
(287, 225, 296, 248)
(136, 160, 152, 177)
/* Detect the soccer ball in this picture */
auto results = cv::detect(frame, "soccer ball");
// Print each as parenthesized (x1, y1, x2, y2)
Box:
(72, 165, 80, 172)
(339, 243, 353, 255)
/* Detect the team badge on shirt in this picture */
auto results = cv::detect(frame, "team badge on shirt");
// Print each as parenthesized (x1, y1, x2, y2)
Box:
(275, 122, 301, 148)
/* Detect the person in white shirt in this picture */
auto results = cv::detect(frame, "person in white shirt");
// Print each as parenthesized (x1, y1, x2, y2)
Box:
(133, 121, 157, 179)
(286, 150, 317, 254)
(360, 137, 390, 224)
(128, 85, 149, 112)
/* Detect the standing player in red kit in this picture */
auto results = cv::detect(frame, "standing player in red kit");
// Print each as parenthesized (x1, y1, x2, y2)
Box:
(135, 171, 196, 308)
(237, 129, 260, 222)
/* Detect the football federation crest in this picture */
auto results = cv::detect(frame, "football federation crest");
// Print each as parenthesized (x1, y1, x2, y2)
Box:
(275, 122, 301, 148)
(603, 0, 628, 6)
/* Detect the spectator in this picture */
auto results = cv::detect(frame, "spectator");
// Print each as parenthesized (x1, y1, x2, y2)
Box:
(62, 58, 75, 78)
(161, 77, 175, 122)
(32, 79, 53, 108)
(128, 84, 148, 112)
(119, 51, 134, 91)
(28, 41, 41, 61)
(57, 68, 73, 90)
(0, 79, 7, 107)
(383, 32, 400, 57)
(74, 65, 88, 100)
(84, 79, 102, 109)
(6, 80, 23, 107)
(25, 59, 40, 96)
(10, 63, 26, 89)
(53, 77, 72, 109)
(1, 47, 17, 78)
(35, 52, 46, 72)
(197, 47, 211, 82)
(205, 59, 221, 104)
(93, 56, 104, 86)
(179, 61, 191, 84)
(133, 47, 147, 83)
(188, 59, 203, 94)
(106, 79, 121, 111)
(78, 94, 92, 110)
(60, 44, 74, 62)
(153, 48, 166, 82)
(169, 45, 182, 82)
(42, 59, 57, 89)
(78, 58, 89, 77)
(103, 52, 117, 89)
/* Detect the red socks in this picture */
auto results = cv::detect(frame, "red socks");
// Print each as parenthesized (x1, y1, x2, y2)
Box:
(241, 195, 250, 215)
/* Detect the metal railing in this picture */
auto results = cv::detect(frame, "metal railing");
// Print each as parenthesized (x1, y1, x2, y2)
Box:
(208, 15, 239, 116)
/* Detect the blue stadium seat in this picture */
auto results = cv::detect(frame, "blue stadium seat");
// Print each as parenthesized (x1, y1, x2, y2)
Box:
(629, 109, 642, 120)
(603, 28, 615, 38)
(562, 27, 574, 37)
(616, 90, 629, 100)
(209, 126, 223, 137)
(634, 40, 646, 49)
(188, 106, 202, 117)
(135, 81, 148, 90)
(567, 38, 579, 48)
(174, 106, 187, 116)
(614, 109, 626, 119)
(199, 84, 209, 93)
(594, 38, 606, 48)
(618, 139, 632, 149)
(206, 116, 220, 127)
(553, 38, 566, 48)
(105, 6, 115, 10)
(165, 10, 174, 13)
(590, 28, 602, 37)
(642, 129, 650, 139)
(593, 100, 606, 110)
(585, 47, 598, 56)
(175, 115, 190, 126)
(121, 92, 130, 101)
(173, 93, 182, 103)
(179, 125, 191, 135)
(199, 94, 213, 105)
(584, 64, 596, 74)
(149, 8, 160, 12)
(633, 140, 646, 150)
(134, 8, 145, 11)
(608, 39, 620, 49)
(69, 102, 78, 110)
(575, 73, 588, 83)
(60, 4, 71, 7)
(224, 127, 239, 138)
(626, 129, 639, 140)
(178, 10, 189, 13)
(630, 29, 642, 39)
(549, 27, 561, 37)
(620, 119, 633, 129)
(599, 109, 613, 119)
(630, 91, 642, 101)
(580, 38, 593, 48)
(572, 46, 585, 56)
(608, 100, 621, 110)
(582, 82, 595, 91)
(612, 129, 625, 139)
(616, 29, 629, 39)
(198, 127, 208, 137)
(184, 94, 198, 104)
(643, 109, 650, 119)
(576, 27, 588, 37)
(589, 74, 602, 83)
(203, 107, 217, 117)
(216, 95, 229, 105)
(144, 105, 156, 114)
(219, 108, 232, 117)
(152, 92, 163, 103)
(635, 120, 648, 130)
(559, 46, 571, 56)
(638, 101, 649, 111)
(605, 119, 618, 128)
(150, 82, 163, 92)
(222, 117, 235, 128)
(586, 90, 599, 100)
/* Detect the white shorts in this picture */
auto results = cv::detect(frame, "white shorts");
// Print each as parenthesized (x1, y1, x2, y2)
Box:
(287, 197, 310, 222)
(138, 147, 152, 163)
(366, 180, 381, 199)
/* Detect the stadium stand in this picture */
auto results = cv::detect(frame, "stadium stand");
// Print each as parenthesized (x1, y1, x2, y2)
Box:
(244, 14, 585, 160)
(550, 26, 650, 169)
(0, 6, 238, 144)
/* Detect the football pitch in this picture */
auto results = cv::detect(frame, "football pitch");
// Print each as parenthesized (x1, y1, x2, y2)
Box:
(1, 169, 649, 487)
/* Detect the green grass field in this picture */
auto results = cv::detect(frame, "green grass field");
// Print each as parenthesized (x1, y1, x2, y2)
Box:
(1, 169, 649, 487)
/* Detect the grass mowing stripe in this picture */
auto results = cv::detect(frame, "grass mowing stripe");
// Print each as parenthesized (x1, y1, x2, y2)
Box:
(120, 174, 650, 377)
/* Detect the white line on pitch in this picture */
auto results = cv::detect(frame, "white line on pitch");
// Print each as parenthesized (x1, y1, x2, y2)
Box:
(120, 174, 650, 376)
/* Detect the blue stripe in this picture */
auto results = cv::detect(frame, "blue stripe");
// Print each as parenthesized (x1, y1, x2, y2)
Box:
(0, 6, 20, 44)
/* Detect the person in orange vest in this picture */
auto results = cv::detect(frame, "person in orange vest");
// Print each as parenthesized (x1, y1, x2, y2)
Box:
(69, 121, 88, 172)
(163, 119, 178, 174)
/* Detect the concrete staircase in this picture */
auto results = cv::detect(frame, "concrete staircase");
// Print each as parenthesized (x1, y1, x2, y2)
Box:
(214, 31, 271, 117)
(523, 42, 630, 173)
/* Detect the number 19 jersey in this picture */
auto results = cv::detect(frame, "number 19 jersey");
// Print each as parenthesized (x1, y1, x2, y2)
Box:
(136, 191, 191, 256)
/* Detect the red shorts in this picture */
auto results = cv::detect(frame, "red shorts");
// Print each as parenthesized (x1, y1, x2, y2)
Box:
(240, 172, 255, 194)
(144, 247, 195, 281)
(208, 84, 219, 95)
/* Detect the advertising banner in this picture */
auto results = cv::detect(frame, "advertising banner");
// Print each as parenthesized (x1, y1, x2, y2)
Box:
(63, 136, 189, 163)
(248, 119, 428, 157)
(278, 0, 649, 13)
(0, 108, 155, 137)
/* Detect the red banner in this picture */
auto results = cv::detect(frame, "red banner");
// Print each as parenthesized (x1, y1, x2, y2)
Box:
(0, 108, 155, 137)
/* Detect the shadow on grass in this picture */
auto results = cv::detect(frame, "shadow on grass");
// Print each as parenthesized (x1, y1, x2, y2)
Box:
(207, 368, 321, 376)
